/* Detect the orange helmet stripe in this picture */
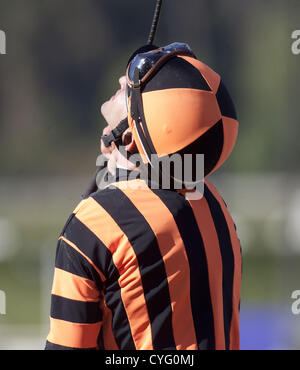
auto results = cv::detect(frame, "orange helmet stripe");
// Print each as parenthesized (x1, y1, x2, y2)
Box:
(209, 117, 238, 175)
(180, 56, 221, 94)
(142, 88, 221, 156)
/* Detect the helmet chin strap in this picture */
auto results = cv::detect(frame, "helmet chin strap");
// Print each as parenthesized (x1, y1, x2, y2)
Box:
(101, 117, 129, 148)
(81, 118, 129, 199)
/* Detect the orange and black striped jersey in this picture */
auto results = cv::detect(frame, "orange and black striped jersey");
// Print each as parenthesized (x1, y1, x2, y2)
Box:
(45, 169, 242, 350)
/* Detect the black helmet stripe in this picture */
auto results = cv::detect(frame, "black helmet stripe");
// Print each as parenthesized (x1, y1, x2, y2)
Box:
(142, 57, 211, 93)
(216, 81, 237, 120)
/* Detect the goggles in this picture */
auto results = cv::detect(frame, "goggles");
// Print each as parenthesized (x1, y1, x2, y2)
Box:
(125, 42, 196, 163)
(126, 42, 195, 89)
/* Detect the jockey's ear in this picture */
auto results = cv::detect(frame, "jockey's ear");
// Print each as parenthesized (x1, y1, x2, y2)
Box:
(123, 128, 137, 153)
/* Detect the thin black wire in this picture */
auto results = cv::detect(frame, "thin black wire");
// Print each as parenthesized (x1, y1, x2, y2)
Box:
(82, 0, 164, 198)
(147, 0, 163, 45)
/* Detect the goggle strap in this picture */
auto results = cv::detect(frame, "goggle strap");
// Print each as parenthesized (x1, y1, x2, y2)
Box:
(131, 68, 157, 162)
(127, 49, 196, 88)
(141, 49, 195, 86)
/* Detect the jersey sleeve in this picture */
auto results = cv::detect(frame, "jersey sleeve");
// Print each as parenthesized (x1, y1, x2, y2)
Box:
(45, 214, 104, 350)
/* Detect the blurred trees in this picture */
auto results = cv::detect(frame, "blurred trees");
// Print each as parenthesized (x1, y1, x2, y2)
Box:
(0, 0, 299, 176)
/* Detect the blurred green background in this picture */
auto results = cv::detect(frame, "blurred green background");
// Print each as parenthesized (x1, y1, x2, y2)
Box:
(0, 0, 300, 349)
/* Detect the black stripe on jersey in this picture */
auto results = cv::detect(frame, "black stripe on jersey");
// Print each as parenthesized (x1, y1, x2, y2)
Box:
(50, 294, 102, 324)
(97, 328, 105, 350)
(142, 56, 211, 93)
(150, 188, 215, 350)
(92, 188, 177, 350)
(60, 213, 76, 236)
(64, 215, 135, 350)
(45, 340, 96, 350)
(64, 216, 116, 287)
(104, 281, 136, 350)
(55, 238, 102, 288)
(204, 184, 234, 350)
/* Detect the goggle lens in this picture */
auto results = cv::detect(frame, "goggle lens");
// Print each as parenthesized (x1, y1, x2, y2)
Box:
(127, 42, 195, 84)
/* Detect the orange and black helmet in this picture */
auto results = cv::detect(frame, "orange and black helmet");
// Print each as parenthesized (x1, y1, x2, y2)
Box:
(125, 42, 238, 177)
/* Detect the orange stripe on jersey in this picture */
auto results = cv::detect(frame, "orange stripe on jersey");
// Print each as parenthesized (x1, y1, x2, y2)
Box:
(47, 317, 101, 349)
(205, 181, 242, 350)
(51, 267, 99, 302)
(187, 196, 226, 350)
(59, 236, 106, 282)
(102, 300, 119, 350)
(73, 199, 89, 213)
(114, 180, 198, 350)
(74, 197, 153, 350)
